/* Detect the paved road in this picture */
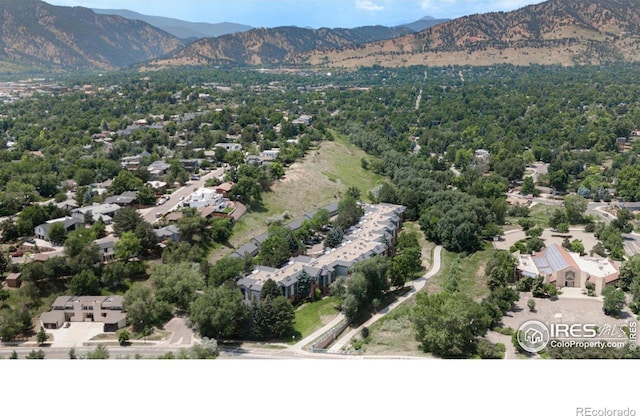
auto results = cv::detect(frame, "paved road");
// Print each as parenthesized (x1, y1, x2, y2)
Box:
(140, 167, 225, 224)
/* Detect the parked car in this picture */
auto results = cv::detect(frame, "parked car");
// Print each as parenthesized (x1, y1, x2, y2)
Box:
(155, 212, 163, 218)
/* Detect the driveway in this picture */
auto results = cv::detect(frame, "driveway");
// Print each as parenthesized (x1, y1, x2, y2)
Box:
(47, 322, 105, 348)
(161, 317, 198, 347)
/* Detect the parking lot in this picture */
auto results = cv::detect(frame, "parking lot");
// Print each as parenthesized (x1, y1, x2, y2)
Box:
(494, 228, 600, 253)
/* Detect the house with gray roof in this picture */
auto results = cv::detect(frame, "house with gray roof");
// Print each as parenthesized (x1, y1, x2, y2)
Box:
(34, 217, 84, 242)
(237, 203, 406, 303)
(154, 225, 181, 243)
(40, 296, 127, 332)
(72, 203, 121, 224)
(105, 191, 139, 206)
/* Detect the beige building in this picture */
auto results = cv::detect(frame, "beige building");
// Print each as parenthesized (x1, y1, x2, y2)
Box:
(40, 296, 127, 332)
(238, 203, 406, 302)
(516, 244, 619, 295)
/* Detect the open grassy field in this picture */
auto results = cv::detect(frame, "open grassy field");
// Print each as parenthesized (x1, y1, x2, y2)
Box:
(209, 132, 383, 262)
(363, 245, 496, 356)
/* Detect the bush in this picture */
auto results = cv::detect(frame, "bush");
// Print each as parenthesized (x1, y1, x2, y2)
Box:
(516, 277, 533, 292)
(477, 339, 505, 359)
(527, 299, 536, 312)
(493, 326, 515, 336)
(360, 326, 369, 339)
(118, 330, 130, 346)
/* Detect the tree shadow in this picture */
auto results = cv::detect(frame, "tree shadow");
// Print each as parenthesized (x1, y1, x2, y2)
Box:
(248, 200, 267, 213)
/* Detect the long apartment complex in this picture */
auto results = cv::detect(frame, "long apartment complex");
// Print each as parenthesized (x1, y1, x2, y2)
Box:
(238, 203, 406, 302)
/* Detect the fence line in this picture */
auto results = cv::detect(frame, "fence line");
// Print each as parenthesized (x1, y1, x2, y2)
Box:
(311, 319, 349, 352)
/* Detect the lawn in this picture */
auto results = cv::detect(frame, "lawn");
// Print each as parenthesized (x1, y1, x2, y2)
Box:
(292, 296, 341, 340)
(209, 133, 383, 262)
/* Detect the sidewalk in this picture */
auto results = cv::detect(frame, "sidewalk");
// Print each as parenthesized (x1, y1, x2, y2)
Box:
(328, 246, 443, 353)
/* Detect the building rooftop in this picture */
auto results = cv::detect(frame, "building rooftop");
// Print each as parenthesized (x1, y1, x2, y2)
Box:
(244, 203, 404, 287)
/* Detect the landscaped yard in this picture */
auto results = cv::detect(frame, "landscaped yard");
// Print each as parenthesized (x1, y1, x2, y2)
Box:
(293, 296, 341, 340)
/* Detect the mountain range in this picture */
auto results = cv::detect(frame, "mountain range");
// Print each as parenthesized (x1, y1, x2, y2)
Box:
(1, 0, 640, 72)
(298, 0, 640, 67)
(0, 0, 183, 72)
(91, 8, 253, 40)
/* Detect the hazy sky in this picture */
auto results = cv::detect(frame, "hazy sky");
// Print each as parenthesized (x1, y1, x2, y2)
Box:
(45, 0, 546, 28)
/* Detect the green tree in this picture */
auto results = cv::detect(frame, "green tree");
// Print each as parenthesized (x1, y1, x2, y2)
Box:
(208, 256, 248, 287)
(189, 284, 248, 339)
(570, 239, 585, 256)
(118, 330, 130, 345)
(258, 226, 296, 268)
(260, 278, 283, 301)
(177, 209, 208, 243)
(136, 186, 157, 206)
(0, 289, 9, 307)
(36, 327, 48, 345)
(412, 291, 493, 358)
(485, 250, 517, 290)
(389, 245, 422, 288)
(323, 227, 344, 249)
(335, 195, 363, 230)
(297, 271, 313, 300)
(110, 170, 143, 195)
(183, 338, 220, 359)
(112, 207, 144, 236)
(114, 231, 142, 261)
(124, 283, 155, 333)
(47, 222, 68, 245)
(618, 255, 640, 291)
(150, 263, 205, 311)
(69, 270, 101, 296)
(602, 286, 626, 317)
(563, 194, 588, 224)
(134, 221, 158, 254)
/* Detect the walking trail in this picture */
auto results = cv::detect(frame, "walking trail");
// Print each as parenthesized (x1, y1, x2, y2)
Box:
(285, 246, 443, 357)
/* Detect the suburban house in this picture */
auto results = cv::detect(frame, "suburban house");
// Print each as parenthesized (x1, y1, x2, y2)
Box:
(120, 155, 141, 171)
(188, 188, 225, 209)
(146, 181, 168, 193)
(40, 296, 127, 332)
(153, 225, 181, 244)
(292, 114, 312, 126)
(180, 159, 200, 172)
(215, 182, 234, 198)
(72, 203, 121, 224)
(34, 217, 85, 242)
(147, 160, 171, 179)
(105, 191, 139, 206)
(261, 148, 280, 160)
(516, 244, 619, 295)
(237, 203, 406, 302)
(215, 143, 242, 152)
(95, 235, 119, 262)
